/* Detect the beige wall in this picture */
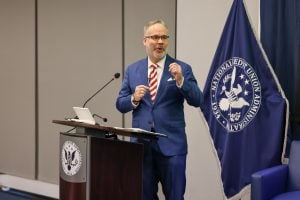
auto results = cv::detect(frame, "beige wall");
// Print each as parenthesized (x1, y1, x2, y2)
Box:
(37, 0, 123, 183)
(0, 0, 35, 179)
(0, 0, 176, 185)
(0, 0, 259, 199)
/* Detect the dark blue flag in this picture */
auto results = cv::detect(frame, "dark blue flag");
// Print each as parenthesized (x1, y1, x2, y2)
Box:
(201, 0, 289, 199)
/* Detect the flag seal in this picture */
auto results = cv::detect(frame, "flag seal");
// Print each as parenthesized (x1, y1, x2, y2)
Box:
(210, 57, 261, 132)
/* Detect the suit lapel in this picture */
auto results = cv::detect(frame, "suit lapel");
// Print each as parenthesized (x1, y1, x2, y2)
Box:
(153, 55, 174, 105)
(139, 59, 148, 85)
(139, 58, 152, 105)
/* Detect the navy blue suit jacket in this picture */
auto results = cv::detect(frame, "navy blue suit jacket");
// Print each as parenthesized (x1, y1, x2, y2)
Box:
(116, 55, 203, 156)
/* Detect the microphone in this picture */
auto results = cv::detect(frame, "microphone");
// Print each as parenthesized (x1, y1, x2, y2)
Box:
(82, 73, 120, 108)
(93, 113, 108, 122)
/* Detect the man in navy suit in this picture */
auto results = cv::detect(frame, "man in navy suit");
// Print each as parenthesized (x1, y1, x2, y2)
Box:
(116, 19, 203, 200)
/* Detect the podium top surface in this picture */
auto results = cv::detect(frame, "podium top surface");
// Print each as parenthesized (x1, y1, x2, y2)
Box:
(52, 120, 167, 139)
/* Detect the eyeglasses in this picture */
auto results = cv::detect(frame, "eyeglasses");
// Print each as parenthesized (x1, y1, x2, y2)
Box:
(144, 35, 169, 41)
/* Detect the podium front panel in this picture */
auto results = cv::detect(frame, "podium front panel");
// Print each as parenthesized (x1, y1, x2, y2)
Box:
(60, 133, 88, 200)
(90, 137, 143, 200)
(59, 130, 144, 200)
(60, 133, 87, 182)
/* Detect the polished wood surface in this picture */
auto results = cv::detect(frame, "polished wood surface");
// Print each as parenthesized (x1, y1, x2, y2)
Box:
(60, 178, 86, 200)
(90, 137, 143, 200)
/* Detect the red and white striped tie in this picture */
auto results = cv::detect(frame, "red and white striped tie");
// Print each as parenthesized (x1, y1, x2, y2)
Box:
(149, 64, 158, 102)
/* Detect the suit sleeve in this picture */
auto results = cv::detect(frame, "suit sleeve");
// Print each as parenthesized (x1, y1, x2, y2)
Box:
(179, 65, 203, 107)
(116, 68, 135, 113)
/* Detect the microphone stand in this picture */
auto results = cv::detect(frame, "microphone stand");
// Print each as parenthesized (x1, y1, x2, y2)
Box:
(79, 73, 120, 133)
(83, 77, 115, 108)
(92, 113, 117, 140)
(93, 113, 108, 123)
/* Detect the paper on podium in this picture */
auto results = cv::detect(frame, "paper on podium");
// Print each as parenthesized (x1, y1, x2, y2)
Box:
(113, 127, 167, 138)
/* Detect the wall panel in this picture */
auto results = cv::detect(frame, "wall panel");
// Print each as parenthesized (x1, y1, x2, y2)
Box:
(38, 0, 122, 183)
(0, 0, 35, 179)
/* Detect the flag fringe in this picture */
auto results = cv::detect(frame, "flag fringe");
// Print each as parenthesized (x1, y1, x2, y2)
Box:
(198, 111, 227, 199)
(199, 111, 251, 199)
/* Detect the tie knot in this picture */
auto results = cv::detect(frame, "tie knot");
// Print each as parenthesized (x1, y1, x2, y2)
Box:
(150, 64, 157, 70)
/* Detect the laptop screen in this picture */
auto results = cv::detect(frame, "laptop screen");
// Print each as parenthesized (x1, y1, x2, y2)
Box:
(72, 107, 96, 125)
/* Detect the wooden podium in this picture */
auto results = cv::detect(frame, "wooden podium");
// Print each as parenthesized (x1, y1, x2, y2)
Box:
(53, 120, 166, 200)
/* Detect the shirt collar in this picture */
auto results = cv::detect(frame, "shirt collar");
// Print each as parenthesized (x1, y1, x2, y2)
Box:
(148, 56, 166, 69)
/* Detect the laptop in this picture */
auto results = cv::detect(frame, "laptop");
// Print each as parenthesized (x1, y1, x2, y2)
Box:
(71, 107, 96, 125)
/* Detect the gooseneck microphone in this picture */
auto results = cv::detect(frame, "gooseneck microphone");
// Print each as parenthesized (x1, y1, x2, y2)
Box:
(82, 73, 120, 108)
